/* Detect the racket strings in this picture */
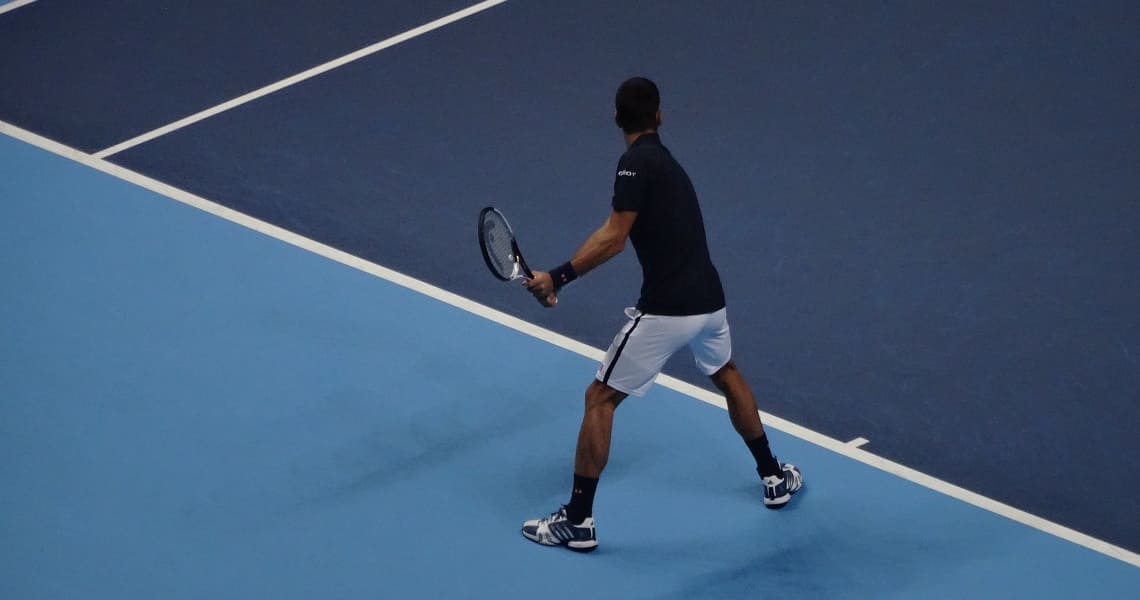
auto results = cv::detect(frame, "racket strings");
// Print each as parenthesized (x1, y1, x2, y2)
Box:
(480, 214, 519, 279)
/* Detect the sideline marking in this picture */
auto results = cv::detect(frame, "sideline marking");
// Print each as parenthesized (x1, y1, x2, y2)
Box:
(0, 0, 42, 17)
(92, 0, 509, 158)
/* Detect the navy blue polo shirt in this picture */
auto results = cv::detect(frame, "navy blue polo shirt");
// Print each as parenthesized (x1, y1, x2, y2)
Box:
(611, 133, 726, 316)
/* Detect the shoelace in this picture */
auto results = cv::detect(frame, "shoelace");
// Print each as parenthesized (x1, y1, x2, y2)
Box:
(541, 507, 568, 525)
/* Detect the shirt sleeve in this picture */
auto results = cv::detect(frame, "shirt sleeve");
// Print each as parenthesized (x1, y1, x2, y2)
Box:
(611, 152, 648, 212)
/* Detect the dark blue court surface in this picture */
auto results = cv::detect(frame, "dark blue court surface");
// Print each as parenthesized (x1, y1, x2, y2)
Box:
(2, 0, 1138, 596)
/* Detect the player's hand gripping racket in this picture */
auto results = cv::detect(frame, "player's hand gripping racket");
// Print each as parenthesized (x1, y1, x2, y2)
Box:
(478, 207, 534, 282)
(478, 207, 558, 306)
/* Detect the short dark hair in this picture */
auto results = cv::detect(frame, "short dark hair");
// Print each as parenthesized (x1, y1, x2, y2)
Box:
(615, 77, 660, 134)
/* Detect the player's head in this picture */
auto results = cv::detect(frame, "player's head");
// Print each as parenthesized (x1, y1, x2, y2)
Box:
(615, 77, 661, 134)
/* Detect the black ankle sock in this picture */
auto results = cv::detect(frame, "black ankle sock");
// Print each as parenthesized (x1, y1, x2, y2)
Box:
(565, 474, 599, 524)
(746, 433, 782, 478)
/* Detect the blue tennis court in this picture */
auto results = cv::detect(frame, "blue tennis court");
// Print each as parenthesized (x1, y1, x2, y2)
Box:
(2, 1, 1137, 597)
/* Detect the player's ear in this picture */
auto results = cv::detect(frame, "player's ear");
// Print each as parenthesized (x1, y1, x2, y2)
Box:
(614, 110, 621, 129)
(655, 110, 662, 128)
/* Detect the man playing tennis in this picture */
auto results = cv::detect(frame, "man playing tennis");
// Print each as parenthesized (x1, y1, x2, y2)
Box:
(520, 77, 803, 552)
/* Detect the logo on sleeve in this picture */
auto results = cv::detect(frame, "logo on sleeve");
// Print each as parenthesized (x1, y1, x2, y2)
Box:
(617, 170, 637, 177)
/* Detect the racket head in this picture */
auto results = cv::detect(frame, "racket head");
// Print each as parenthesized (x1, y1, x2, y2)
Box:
(478, 207, 530, 281)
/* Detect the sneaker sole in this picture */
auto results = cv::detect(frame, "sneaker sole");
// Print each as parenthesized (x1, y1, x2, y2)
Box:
(521, 530, 598, 552)
(520, 530, 556, 546)
(568, 541, 598, 553)
(764, 493, 791, 509)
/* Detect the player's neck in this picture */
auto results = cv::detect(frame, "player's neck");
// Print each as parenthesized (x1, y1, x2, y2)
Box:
(624, 129, 657, 148)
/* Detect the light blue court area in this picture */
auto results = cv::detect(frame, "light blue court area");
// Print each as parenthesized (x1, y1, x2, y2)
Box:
(1, 135, 1136, 599)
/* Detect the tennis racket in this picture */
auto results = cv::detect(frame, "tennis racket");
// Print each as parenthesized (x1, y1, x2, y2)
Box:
(478, 206, 534, 282)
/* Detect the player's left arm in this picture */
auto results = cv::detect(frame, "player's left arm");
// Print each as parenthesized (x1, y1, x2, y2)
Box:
(524, 209, 637, 305)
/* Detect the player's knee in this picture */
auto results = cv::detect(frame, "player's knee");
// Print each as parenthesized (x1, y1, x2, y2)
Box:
(710, 359, 738, 387)
(585, 380, 625, 411)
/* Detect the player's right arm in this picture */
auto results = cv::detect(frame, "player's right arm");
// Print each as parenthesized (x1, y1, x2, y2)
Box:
(524, 210, 635, 306)
(568, 209, 637, 276)
(524, 153, 647, 307)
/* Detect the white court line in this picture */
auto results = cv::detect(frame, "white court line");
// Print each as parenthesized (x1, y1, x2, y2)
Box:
(847, 436, 870, 448)
(1, 120, 1138, 569)
(92, 0, 508, 159)
(0, 0, 41, 17)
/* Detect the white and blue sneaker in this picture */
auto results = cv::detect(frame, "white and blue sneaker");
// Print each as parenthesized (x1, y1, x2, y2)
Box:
(521, 506, 598, 553)
(762, 463, 803, 509)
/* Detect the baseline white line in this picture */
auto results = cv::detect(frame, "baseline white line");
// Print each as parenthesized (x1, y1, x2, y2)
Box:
(92, 0, 508, 159)
(0, 0, 41, 17)
(847, 436, 870, 448)
(1, 119, 1137, 569)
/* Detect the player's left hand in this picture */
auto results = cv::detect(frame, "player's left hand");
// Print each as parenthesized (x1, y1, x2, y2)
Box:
(524, 271, 558, 307)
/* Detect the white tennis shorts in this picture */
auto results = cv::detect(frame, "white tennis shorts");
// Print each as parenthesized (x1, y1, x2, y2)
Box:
(595, 306, 732, 396)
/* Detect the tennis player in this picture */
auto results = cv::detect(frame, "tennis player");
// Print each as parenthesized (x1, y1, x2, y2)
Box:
(520, 77, 802, 552)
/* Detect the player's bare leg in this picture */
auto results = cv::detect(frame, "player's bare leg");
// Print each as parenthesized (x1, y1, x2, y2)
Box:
(574, 380, 627, 478)
(521, 380, 625, 551)
(710, 360, 766, 440)
(711, 360, 803, 509)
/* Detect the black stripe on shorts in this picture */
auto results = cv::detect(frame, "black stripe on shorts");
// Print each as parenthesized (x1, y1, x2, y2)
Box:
(602, 315, 642, 385)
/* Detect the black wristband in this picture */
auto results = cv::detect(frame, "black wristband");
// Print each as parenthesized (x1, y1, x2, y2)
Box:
(549, 261, 578, 290)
